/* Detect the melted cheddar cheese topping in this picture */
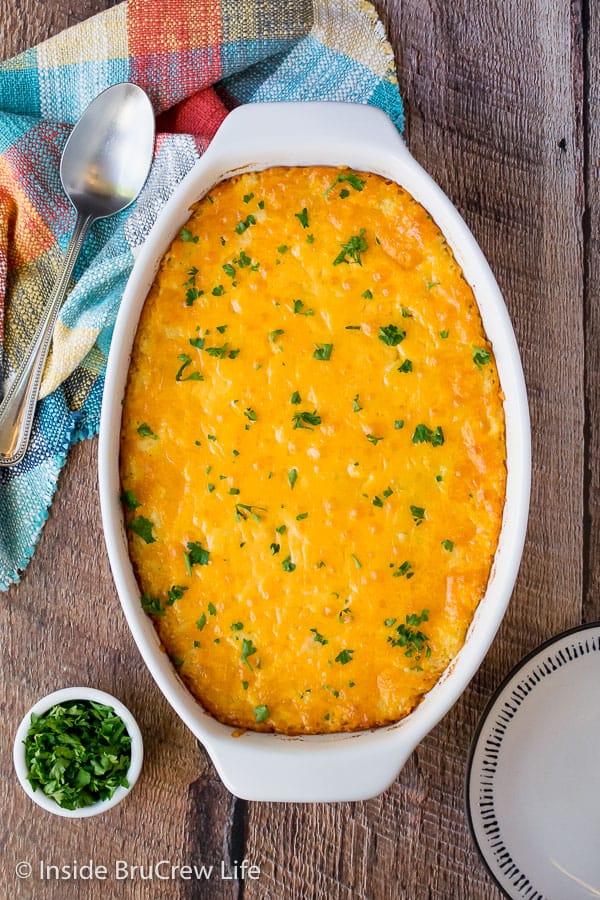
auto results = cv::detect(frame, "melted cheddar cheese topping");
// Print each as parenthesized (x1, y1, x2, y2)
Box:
(120, 166, 506, 734)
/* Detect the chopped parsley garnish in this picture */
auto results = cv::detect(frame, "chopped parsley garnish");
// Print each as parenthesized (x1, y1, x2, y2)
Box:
(275, 524, 287, 535)
(362, 289, 373, 299)
(167, 585, 188, 605)
(295, 207, 309, 228)
(137, 422, 157, 439)
(254, 705, 269, 723)
(231, 622, 243, 631)
(440, 330, 449, 339)
(180, 227, 198, 243)
(24, 700, 132, 810)
(353, 394, 362, 412)
(292, 410, 322, 430)
(120, 490, 141, 511)
(473, 346, 491, 369)
(175, 354, 204, 382)
(234, 214, 256, 234)
(208, 602, 217, 616)
(290, 390, 302, 404)
(394, 419, 404, 429)
(196, 614, 206, 631)
(126, 516, 156, 544)
(410, 505, 426, 525)
(386, 609, 431, 669)
(412, 424, 444, 446)
(313, 343, 333, 361)
(281, 556, 296, 572)
(293, 299, 314, 315)
(375, 486, 391, 504)
(310, 628, 328, 645)
(189, 336, 205, 349)
(141, 594, 164, 616)
(236, 250, 253, 268)
(205, 343, 239, 359)
(442, 539, 454, 552)
(270, 542, 280, 555)
(366, 434, 383, 445)
(392, 561, 414, 579)
(333, 229, 368, 266)
(222, 263, 236, 278)
(185, 288, 202, 306)
(243, 192, 254, 204)
(244, 407, 258, 421)
(378, 324, 406, 346)
(183, 541, 210, 574)
(351, 554, 362, 569)
(211, 285, 225, 296)
(339, 188, 350, 199)
(234, 503, 266, 522)
(426, 280, 440, 289)
(335, 649, 354, 665)
(241, 638, 257, 669)
(326, 171, 366, 194)
(306, 234, 315, 243)
(296, 512, 308, 520)
(269, 329, 285, 342)
(288, 468, 298, 489)
(398, 359, 413, 373)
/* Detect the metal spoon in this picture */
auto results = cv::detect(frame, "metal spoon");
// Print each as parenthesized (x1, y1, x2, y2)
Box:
(0, 82, 155, 467)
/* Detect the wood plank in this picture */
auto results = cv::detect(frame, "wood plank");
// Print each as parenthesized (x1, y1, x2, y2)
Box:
(583, 0, 600, 622)
(0, 1, 590, 899)
(245, 0, 585, 897)
(0, 0, 120, 57)
(0, 441, 202, 900)
(0, 7, 214, 898)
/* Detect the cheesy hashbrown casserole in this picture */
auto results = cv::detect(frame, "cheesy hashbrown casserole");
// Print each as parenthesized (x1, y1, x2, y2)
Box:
(119, 166, 506, 734)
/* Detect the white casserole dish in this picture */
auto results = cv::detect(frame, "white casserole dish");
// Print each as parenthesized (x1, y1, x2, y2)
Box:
(98, 102, 531, 802)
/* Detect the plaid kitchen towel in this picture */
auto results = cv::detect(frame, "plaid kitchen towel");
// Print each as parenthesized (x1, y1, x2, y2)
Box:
(0, 0, 403, 590)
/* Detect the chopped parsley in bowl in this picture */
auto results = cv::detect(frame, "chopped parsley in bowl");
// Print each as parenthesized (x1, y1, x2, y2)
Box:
(13, 687, 143, 817)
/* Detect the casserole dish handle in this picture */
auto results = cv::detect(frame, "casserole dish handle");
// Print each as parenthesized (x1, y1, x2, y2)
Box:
(204, 727, 420, 803)
(199, 101, 411, 171)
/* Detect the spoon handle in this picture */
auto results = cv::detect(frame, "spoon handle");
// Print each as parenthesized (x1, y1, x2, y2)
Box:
(0, 213, 93, 467)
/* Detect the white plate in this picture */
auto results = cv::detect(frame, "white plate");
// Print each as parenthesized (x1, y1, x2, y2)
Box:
(467, 623, 600, 900)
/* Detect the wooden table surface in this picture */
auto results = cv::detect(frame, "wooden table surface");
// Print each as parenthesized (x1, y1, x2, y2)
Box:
(1, 1, 597, 898)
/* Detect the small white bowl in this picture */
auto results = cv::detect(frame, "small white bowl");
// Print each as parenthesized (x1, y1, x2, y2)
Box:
(13, 687, 143, 818)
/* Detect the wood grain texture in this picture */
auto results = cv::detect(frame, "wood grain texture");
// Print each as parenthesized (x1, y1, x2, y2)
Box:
(0, 0, 593, 898)
(583, 0, 600, 622)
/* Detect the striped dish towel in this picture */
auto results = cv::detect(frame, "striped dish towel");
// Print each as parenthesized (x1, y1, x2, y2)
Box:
(0, 0, 403, 590)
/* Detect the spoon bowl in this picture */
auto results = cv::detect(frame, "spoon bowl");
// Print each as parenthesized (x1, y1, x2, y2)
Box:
(0, 82, 155, 466)
(60, 84, 155, 217)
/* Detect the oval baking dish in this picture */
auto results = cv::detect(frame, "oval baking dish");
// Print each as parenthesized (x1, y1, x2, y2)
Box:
(99, 102, 530, 802)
